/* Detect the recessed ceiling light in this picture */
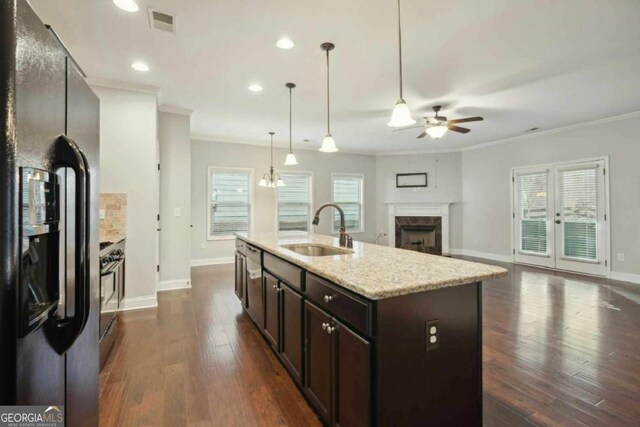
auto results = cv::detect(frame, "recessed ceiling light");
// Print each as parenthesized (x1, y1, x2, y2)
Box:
(113, 0, 139, 12)
(131, 62, 149, 72)
(248, 84, 263, 92)
(276, 37, 294, 49)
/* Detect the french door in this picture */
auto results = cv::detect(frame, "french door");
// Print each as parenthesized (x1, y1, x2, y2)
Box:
(513, 159, 608, 276)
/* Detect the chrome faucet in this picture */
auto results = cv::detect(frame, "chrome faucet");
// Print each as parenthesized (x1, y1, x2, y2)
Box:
(312, 203, 353, 248)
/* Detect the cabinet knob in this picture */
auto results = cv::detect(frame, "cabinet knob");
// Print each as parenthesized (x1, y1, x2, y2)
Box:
(324, 295, 334, 303)
(321, 322, 329, 331)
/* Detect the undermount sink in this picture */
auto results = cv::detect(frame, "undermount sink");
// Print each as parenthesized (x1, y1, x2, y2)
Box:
(281, 243, 353, 257)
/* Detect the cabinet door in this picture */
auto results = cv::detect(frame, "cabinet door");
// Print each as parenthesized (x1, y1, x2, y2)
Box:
(234, 252, 244, 300)
(280, 283, 303, 384)
(334, 319, 371, 427)
(304, 301, 333, 425)
(245, 264, 263, 328)
(263, 273, 279, 348)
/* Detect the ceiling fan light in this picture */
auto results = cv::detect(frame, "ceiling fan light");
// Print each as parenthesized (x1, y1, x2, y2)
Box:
(284, 152, 298, 166)
(387, 99, 416, 127)
(319, 134, 338, 153)
(426, 125, 448, 139)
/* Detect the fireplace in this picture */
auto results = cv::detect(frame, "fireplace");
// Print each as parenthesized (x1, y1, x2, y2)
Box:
(395, 216, 442, 255)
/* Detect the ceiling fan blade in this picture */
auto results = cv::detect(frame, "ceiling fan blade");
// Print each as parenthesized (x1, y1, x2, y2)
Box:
(447, 116, 484, 124)
(392, 125, 423, 132)
(448, 125, 471, 134)
(416, 131, 427, 139)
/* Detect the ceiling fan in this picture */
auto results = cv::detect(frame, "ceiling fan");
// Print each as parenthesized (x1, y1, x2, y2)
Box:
(394, 106, 484, 139)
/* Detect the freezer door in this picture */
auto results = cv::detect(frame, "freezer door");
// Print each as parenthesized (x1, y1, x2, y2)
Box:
(64, 57, 100, 427)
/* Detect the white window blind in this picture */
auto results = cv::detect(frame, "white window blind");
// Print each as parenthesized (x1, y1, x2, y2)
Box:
(559, 166, 598, 260)
(208, 169, 252, 238)
(515, 171, 549, 255)
(277, 173, 312, 232)
(332, 174, 363, 232)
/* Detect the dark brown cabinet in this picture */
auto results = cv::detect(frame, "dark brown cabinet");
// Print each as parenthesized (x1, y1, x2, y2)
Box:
(234, 252, 246, 305)
(304, 301, 371, 427)
(334, 318, 371, 427)
(234, 237, 482, 427)
(304, 301, 333, 424)
(263, 272, 279, 348)
(280, 283, 303, 383)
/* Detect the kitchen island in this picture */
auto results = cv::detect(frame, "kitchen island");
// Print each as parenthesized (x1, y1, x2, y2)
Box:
(234, 232, 507, 427)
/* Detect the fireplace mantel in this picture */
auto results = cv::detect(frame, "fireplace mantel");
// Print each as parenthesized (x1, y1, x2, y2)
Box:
(386, 202, 453, 255)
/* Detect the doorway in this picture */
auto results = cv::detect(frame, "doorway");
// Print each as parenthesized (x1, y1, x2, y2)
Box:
(512, 158, 609, 277)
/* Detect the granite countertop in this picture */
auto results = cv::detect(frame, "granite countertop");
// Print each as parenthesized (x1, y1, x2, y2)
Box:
(235, 232, 508, 300)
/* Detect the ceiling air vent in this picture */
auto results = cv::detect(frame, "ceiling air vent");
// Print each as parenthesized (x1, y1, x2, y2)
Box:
(148, 8, 176, 34)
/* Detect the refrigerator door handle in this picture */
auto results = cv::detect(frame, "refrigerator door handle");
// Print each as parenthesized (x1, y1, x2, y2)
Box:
(45, 134, 91, 355)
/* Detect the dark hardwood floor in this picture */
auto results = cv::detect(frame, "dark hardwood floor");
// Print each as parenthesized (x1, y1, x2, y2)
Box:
(100, 260, 640, 426)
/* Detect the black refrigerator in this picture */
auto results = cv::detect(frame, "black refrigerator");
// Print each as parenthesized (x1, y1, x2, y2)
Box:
(1, 0, 100, 425)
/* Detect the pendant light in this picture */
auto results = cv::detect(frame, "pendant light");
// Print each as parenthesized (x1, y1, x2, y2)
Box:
(319, 42, 338, 153)
(259, 132, 285, 188)
(284, 83, 298, 165)
(387, 0, 416, 128)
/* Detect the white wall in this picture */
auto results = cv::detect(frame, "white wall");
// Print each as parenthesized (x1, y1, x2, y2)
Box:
(191, 140, 377, 263)
(93, 86, 159, 308)
(375, 152, 463, 248)
(461, 114, 640, 279)
(158, 111, 191, 289)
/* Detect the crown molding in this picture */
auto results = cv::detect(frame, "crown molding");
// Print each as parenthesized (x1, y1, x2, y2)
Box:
(87, 77, 161, 96)
(194, 110, 640, 157)
(190, 135, 378, 156)
(376, 147, 461, 156)
(460, 110, 640, 152)
(159, 104, 193, 116)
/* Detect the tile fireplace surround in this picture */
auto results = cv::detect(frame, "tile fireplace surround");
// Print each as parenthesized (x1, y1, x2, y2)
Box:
(386, 203, 452, 255)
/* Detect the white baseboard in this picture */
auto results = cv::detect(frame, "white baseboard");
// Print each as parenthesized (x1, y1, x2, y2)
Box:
(451, 249, 640, 285)
(450, 249, 513, 264)
(119, 295, 158, 311)
(190, 257, 234, 267)
(610, 271, 640, 285)
(158, 279, 191, 291)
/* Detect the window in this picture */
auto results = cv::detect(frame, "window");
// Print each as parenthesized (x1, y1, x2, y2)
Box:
(332, 174, 364, 233)
(208, 167, 252, 239)
(277, 172, 313, 232)
(514, 171, 549, 255)
(558, 166, 598, 261)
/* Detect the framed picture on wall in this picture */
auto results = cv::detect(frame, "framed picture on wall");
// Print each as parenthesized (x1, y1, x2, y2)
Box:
(396, 173, 428, 188)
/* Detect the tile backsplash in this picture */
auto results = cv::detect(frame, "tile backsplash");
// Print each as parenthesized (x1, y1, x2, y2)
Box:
(100, 193, 127, 242)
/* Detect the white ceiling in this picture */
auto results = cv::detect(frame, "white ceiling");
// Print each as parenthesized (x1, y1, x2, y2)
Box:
(31, 0, 640, 153)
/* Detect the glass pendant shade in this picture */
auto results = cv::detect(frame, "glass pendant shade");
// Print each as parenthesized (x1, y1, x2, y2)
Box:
(276, 178, 285, 187)
(387, 98, 416, 127)
(258, 178, 267, 187)
(426, 124, 448, 139)
(284, 152, 298, 165)
(319, 134, 338, 153)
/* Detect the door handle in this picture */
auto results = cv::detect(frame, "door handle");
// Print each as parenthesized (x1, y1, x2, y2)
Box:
(45, 134, 90, 355)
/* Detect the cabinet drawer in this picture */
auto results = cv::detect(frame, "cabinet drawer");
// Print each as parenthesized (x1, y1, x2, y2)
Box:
(264, 253, 303, 291)
(306, 274, 371, 336)
(235, 238, 247, 255)
(245, 243, 261, 264)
